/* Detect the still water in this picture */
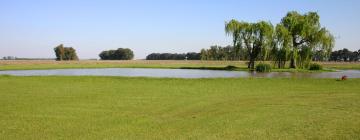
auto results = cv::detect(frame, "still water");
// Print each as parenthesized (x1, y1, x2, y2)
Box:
(0, 68, 359, 78)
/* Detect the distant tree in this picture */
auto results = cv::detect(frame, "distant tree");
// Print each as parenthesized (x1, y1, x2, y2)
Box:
(54, 44, 65, 61)
(99, 51, 110, 60)
(64, 47, 78, 60)
(54, 44, 78, 61)
(200, 46, 220, 60)
(2, 56, 16, 60)
(200, 45, 247, 61)
(312, 50, 328, 61)
(200, 49, 208, 60)
(114, 48, 134, 60)
(186, 52, 201, 60)
(99, 48, 134, 60)
(329, 48, 359, 62)
(146, 52, 200, 60)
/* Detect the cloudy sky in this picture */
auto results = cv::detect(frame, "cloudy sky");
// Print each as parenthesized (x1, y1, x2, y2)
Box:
(0, 0, 359, 59)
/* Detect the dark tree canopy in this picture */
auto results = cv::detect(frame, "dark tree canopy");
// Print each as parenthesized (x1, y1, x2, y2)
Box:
(329, 48, 360, 62)
(200, 45, 244, 60)
(54, 44, 79, 61)
(99, 48, 134, 60)
(146, 52, 200, 60)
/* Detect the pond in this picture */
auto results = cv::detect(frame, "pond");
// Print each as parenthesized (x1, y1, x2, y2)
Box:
(0, 68, 359, 78)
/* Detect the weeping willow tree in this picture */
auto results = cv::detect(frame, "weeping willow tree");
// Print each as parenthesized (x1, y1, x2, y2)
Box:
(280, 11, 335, 69)
(225, 20, 242, 60)
(256, 21, 274, 62)
(225, 20, 273, 70)
(271, 24, 291, 68)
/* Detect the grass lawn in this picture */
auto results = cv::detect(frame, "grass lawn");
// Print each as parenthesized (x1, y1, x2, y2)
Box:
(0, 76, 359, 139)
(320, 62, 360, 70)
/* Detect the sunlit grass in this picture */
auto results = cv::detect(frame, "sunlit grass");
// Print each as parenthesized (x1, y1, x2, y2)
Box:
(0, 60, 247, 70)
(0, 76, 359, 139)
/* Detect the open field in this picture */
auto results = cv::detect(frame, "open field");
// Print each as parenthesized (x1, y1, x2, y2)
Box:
(0, 76, 359, 139)
(319, 62, 360, 70)
(0, 60, 247, 71)
(0, 60, 359, 71)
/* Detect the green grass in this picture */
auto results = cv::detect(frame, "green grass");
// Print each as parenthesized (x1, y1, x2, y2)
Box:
(0, 60, 248, 71)
(321, 62, 360, 70)
(1, 76, 359, 139)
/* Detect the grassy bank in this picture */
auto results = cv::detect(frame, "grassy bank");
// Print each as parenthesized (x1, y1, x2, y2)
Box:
(0, 60, 359, 71)
(0, 76, 359, 139)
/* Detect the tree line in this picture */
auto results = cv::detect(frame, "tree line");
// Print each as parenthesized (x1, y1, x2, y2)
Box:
(146, 52, 200, 60)
(329, 48, 360, 62)
(200, 11, 335, 69)
(200, 45, 246, 61)
(200, 45, 359, 61)
(51, 43, 358, 62)
(52, 11, 359, 65)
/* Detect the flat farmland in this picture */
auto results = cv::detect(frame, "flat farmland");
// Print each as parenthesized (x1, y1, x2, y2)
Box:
(0, 60, 359, 71)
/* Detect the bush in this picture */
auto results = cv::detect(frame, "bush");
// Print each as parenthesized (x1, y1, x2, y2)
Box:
(225, 65, 237, 70)
(256, 63, 271, 72)
(309, 63, 322, 70)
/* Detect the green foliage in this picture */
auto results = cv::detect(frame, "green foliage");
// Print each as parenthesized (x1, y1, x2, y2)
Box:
(200, 45, 240, 60)
(222, 11, 335, 70)
(99, 48, 134, 60)
(271, 24, 291, 68)
(224, 20, 274, 70)
(330, 48, 360, 61)
(280, 11, 335, 68)
(225, 19, 243, 60)
(256, 63, 272, 72)
(54, 44, 79, 61)
(309, 63, 323, 70)
(225, 65, 237, 70)
(146, 52, 200, 60)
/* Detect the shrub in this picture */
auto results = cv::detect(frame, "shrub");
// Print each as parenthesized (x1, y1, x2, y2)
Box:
(256, 63, 271, 72)
(309, 63, 322, 70)
(225, 65, 237, 70)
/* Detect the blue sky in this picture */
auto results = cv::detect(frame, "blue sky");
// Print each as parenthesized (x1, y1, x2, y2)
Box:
(0, 0, 359, 59)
